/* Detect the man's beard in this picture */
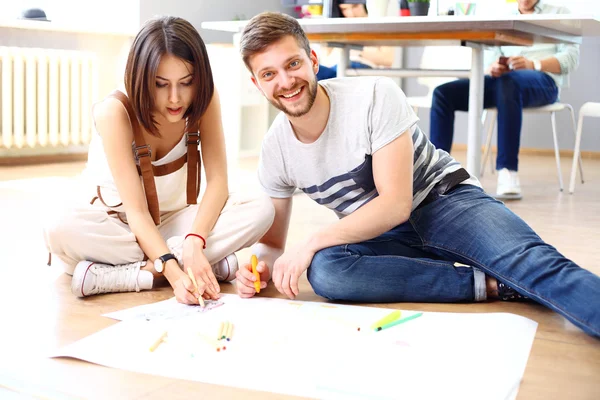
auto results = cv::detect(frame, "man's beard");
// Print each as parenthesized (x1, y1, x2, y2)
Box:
(270, 76, 318, 118)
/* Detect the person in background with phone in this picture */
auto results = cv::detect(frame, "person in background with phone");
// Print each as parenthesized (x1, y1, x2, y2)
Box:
(429, 0, 579, 199)
(316, 1, 394, 80)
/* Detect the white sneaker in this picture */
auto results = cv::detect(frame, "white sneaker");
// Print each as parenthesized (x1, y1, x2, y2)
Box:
(71, 260, 151, 298)
(166, 236, 239, 282)
(212, 254, 238, 282)
(495, 168, 522, 200)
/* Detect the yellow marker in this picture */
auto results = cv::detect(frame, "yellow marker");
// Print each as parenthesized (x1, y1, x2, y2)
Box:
(149, 331, 167, 352)
(251, 255, 261, 293)
(187, 267, 205, 308)
(370, 310, 402, 330)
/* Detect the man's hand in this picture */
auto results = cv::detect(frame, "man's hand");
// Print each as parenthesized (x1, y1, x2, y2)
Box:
(489, 61, 509, 77)
(272, 244, 315, 299)
(183, 236, 220, 299)
(235, 259, 270, 298)
(508, 56, 534, 71)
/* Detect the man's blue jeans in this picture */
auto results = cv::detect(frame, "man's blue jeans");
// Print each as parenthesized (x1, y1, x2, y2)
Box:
(429, 71, 559, 171)
(307, 185, 600, 338)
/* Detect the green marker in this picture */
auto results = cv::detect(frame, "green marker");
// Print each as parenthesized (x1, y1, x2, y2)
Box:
(375, 312, 423, 332)
(370, 310, 402, 330)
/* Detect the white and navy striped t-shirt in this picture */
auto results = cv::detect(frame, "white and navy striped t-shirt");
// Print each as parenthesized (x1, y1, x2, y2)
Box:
(258, 77, 480, 218)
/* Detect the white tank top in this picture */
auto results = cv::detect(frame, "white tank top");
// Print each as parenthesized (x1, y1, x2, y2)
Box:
(82, 127, 196, 214)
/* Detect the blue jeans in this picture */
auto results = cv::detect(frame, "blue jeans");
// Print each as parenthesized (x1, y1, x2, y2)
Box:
(307, 185, 600, 338)
(429, 71, 558, 171)
(317, 62, 371, 81)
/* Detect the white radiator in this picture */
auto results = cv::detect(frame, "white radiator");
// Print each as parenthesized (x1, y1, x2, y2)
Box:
(0, 47, 98, 154)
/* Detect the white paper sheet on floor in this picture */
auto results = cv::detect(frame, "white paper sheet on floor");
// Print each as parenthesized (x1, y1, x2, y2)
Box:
(52, 294, 537, 400)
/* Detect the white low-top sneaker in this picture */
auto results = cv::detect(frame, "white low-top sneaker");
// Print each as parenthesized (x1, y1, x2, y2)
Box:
(211, 254, 238, 282)
(71, 260, 151, 297)
(495, 168, 522, 200)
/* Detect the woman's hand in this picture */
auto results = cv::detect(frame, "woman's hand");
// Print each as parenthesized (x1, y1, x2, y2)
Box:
(183, 235, 220, 299)
(170, 269, 206, 304)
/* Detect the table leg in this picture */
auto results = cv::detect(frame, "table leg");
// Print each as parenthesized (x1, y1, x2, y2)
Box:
(337, 46, 350, 78)
(466, 45, 484, 178)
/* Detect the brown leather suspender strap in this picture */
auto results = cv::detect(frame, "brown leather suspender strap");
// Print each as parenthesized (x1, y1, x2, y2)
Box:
(136, 153, 187, 177)
(186, 129, 201, 204)
(109, 90, 161, 225)
(90, 186, 123, 208)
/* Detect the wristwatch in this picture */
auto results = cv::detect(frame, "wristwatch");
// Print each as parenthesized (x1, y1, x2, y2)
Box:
(533, 60, 542, 71)
(154, 253, 177, 273)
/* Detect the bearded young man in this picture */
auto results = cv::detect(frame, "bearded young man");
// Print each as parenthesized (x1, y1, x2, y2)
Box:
(234, 12, 600, 339)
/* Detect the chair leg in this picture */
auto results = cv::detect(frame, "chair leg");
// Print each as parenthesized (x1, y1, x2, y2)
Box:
(480, 109, 487, 125)
(569, 113, 585, 194)
(566, 104, 584, 183)
(480, 110, 496, 177)
(480, 109, 488, 176)
(550, 111, 564, 191)
(489, 113, 496, 175)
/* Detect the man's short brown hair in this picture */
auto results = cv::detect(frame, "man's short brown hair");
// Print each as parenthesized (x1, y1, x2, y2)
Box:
(240, 12, 311, 73)
(124, 16, 214, 136)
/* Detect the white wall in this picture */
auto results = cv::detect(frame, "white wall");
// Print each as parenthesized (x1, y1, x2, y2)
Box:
(1, 0, 140, 31)
(0, 0, 138, 100)
(139, 0, 292, 43)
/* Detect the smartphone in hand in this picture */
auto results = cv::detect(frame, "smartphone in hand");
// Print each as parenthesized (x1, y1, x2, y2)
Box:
(498, 56, 509, 66)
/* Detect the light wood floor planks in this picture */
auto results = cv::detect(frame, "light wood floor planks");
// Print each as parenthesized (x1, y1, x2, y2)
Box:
(0, 150, 598, 399)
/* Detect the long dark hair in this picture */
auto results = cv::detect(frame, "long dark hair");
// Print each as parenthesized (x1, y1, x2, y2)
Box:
(124, 16, 214, 136)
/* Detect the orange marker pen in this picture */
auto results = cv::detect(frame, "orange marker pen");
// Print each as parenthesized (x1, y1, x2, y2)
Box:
(251, 255, 261, 293)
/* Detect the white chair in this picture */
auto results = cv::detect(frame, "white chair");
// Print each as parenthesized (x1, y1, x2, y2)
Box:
(569, 102, 600, 193)
(481, 102, 584, 191)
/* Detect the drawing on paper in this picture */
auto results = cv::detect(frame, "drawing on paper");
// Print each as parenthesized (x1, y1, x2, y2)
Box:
(141, 300, 224, 321)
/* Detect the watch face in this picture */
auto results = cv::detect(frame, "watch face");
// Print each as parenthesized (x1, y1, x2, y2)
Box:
(154, 258, 164, 273)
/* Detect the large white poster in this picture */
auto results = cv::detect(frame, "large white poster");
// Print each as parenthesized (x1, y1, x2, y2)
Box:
(53, 294, 538, 400)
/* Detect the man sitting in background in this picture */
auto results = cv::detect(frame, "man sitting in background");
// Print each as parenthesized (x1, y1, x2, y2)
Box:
(429, 0, 579, 199)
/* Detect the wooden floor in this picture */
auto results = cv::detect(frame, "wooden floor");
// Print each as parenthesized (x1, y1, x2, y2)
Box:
(0, 150, 599, 399)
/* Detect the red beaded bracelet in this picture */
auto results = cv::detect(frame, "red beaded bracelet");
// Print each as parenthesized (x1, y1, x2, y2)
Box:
(185, 233, 206, 249)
